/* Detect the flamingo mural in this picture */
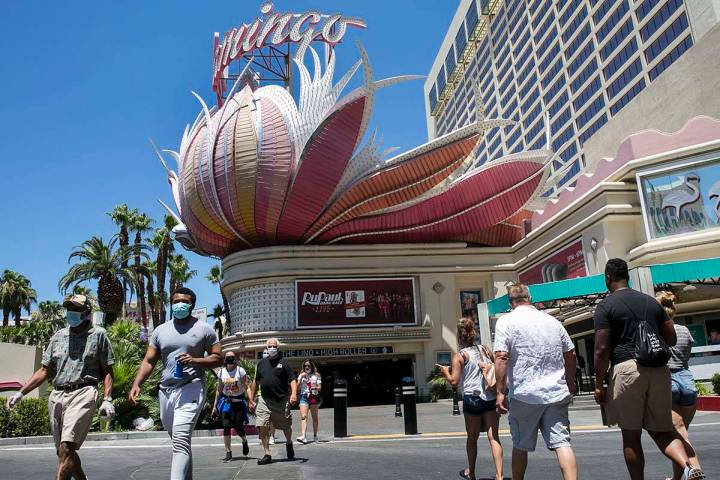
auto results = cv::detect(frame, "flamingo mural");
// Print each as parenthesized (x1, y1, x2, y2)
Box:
(153, 44, 568, 258)
(709, 181, 720, 219)
(661, 174, 701, 221)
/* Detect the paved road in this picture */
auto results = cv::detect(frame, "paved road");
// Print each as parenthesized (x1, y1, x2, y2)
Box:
(1, 410, 718, 479)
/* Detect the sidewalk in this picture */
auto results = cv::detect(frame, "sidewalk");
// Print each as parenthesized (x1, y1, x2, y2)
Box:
(0, 398, 604, 446)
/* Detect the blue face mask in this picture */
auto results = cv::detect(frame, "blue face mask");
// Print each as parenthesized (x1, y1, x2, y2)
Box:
(172, 302, 192, 319)
(66, 311, 84, 328)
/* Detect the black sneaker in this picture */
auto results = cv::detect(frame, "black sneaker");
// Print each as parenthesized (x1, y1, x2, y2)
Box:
(242, 440, 249, 456)
(286, 442, 295, 460)
(257, 454, 272, 465)
(223, 451, 232, 462)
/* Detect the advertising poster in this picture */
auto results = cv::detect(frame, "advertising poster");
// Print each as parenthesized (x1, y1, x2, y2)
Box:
(459, 291, 483, 325)
(638, 159, 720, 239)
(519, 239, 587, 285)
(296, 278, 416, 328)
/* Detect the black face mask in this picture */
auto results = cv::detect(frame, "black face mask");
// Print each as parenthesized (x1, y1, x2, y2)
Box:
(224, 359, 236, 366)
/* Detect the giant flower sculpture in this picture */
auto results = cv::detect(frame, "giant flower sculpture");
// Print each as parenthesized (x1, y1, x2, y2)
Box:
(155, 45, 558, 258)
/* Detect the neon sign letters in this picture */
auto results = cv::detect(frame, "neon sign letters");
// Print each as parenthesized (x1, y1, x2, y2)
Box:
(212, 1, 366, 99)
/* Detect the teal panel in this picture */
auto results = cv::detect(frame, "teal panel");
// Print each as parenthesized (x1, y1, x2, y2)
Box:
(488, 295, 509, 316)
(650, 257, 720, 284)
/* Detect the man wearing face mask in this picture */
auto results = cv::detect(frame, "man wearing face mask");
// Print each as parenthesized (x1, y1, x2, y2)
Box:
(247, 338, 298, 465)
(129, 287, 221, 480)
(6, 294, 115, 480)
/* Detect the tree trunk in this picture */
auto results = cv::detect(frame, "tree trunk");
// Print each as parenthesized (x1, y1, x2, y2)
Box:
(120, 225, 129, 314)
(2, 309, 9, 328)
(156, 237, 168, 323)
(134, 233, 147, 328)
(98, 274, 124, 326)
(221, 289, 230, 320)
(146, 275, 158, 329)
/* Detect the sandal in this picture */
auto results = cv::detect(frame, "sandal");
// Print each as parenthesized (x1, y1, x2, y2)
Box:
(458, 469, 476, 480)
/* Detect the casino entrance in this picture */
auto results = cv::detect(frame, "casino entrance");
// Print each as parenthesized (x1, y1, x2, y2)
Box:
(299, 356, 414, 407)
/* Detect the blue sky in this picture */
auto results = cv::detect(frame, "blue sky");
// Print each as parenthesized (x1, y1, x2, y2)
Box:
(0, 0, 457, 314)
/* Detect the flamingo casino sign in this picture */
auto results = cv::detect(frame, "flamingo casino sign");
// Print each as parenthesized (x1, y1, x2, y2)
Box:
(212, 1, 366, 101)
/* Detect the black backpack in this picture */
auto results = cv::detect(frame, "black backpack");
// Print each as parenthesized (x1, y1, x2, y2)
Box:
(621, 295, 671, 367)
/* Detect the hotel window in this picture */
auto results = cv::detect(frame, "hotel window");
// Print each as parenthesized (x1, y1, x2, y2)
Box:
(558, 0, 583, 27)
(644, 13, 690, 63)
(648, 35, 693, 81)
(573, 76, 601, 111)
(595, 0, 630, 43)
(548, 91, 569, 118)
(506, 127, 522, 150)
(567, 41, 594, 77)
(544, 74, 566, 105)
(534, 8, 555, 44)
(570, 58, 599, 94)
(501, 85, 517, 108)
(518, 59, 536, 86)
(532, 0, 553, 31)
(523, 103, 542, 129)
(519, 81, 538, 104)
(538, 42, 561, 74)
(429, 85, 438, 111)
(564, 23, 591, 60)
(599, 18, 633, 60)
(552, 124, 575, 151)
(513, 29, 531, 57)
(579, 112, 608, 144)
(610, 78, 646, 115)
(576, 95, 606, 130)
(551, 107, 572, 133)
(559, 142, 578, 163)
(466, 0, 480, 33)
(640, 0, 683, 41)
(541, 59, 563, 89)
(445, 47, 457, 78)
(606, 57, 642, 99)
(562, 6, 588, 45)
(503, 98, 518, 117)
(635, 0, 660, 22)
(437, 68, 447, 95)
(603, 37, 638, 80)
(525, 117, 545, 145)
(455, 24, 468, 58)
(521, 88, 540, 114)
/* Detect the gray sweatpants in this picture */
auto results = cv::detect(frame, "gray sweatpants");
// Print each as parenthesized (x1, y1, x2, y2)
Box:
(159, 382, 204, 480)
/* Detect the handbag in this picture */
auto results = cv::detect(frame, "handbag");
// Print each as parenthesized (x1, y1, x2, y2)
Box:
(619, 296, 671, 367)
(476, 345, 497, 391)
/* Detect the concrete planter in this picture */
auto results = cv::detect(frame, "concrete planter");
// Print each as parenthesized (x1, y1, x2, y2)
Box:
(696, 395, 720, 411)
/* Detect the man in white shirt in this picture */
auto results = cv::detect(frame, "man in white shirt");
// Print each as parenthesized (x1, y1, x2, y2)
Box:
(494, 283, 578, 480)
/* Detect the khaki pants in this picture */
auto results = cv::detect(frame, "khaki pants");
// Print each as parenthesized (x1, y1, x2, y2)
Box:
(48, 386, 97, 450)
(607, 359, 673, 431)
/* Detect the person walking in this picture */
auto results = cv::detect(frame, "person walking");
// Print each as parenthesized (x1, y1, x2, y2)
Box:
(247, 338, 298, 465)
(437, 317, 503, 480)
(656, 291, 703, 480)
(212, 351, 250, 462)
(494, 283, 578, 480)
(296, 359, 322, 444)
(593, 259, 704, 480)
(6, 294, 115, 480)
(129, 287, 222, 480)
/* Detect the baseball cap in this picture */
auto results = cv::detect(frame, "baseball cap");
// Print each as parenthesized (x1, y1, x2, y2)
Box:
(63, 294, 91, 311)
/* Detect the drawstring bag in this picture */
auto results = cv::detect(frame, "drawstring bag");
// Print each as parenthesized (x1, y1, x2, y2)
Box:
(619, 296, 671, 367)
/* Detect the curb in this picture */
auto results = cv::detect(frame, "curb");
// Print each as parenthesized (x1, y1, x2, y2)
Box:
(0, 425, 261, 447)
(697, 395, 720, 411)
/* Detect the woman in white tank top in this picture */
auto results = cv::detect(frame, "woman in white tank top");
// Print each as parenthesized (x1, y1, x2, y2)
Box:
(437, 317, 503, 480)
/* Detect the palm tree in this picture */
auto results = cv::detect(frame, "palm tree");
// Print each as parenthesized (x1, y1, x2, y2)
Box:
(167, 254, 196, 293)
(154, 215, 178, 323)
(143, 260, 159, 329)
(36, 300, 65, 329)
(209, 304, 225, 341)
(58, 236, 149, 325)
(1, 270, 37, 327)
(130, 212, 154, 328)
(72, 284, 98, 310)
(108, 205, 136, 307)
(206, 265, 230, 319)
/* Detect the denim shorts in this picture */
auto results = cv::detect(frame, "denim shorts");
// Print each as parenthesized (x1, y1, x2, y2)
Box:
(462, 394, 496, 416)
(670, 369, 698, 407)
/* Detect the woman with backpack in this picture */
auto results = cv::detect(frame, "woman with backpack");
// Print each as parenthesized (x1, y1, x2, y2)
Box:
(296, 359, 322, 444)
(212, 351, 250, 462)
(437, 317, 503, 480)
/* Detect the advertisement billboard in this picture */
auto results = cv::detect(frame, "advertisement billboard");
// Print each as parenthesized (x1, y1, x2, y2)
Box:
(296, 278, 417, 329)
(519, 239, 587, 285)
(637, 156, 720, 240)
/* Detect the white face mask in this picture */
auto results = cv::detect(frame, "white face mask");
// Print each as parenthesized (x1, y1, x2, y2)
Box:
(267, 346, 278, 358)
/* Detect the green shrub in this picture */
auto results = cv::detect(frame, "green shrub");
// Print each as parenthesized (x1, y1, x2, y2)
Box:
(712, 373, 720, 396)
(695, 381, 711, 396)
(426, 367, 453, 402)
(0, 398, 50, 438)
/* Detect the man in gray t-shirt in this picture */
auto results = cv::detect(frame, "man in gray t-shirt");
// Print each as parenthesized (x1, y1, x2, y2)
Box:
(130, 287, 221, 480)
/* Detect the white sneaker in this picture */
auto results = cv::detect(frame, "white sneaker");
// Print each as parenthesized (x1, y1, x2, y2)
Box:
(682, 466, 706, 480)
(296, 436, 306, 444)
(268, 435, 275, 445)
(313, 436, 319, 443)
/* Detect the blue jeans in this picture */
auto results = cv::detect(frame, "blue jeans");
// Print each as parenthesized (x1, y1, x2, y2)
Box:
(670, 369, 697, 407)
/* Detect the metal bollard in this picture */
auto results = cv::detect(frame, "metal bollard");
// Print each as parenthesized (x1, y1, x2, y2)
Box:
(394, 386, 403, 417)
(452, 387, 461, 416)
(401, 378, 418, 435)
(333, 379, 348, 438)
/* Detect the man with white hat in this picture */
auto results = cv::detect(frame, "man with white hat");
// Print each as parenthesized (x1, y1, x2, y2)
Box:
(6, 293, 115, 480)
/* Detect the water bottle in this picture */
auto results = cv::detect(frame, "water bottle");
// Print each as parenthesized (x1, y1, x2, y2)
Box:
(174, 355, 184, 379)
